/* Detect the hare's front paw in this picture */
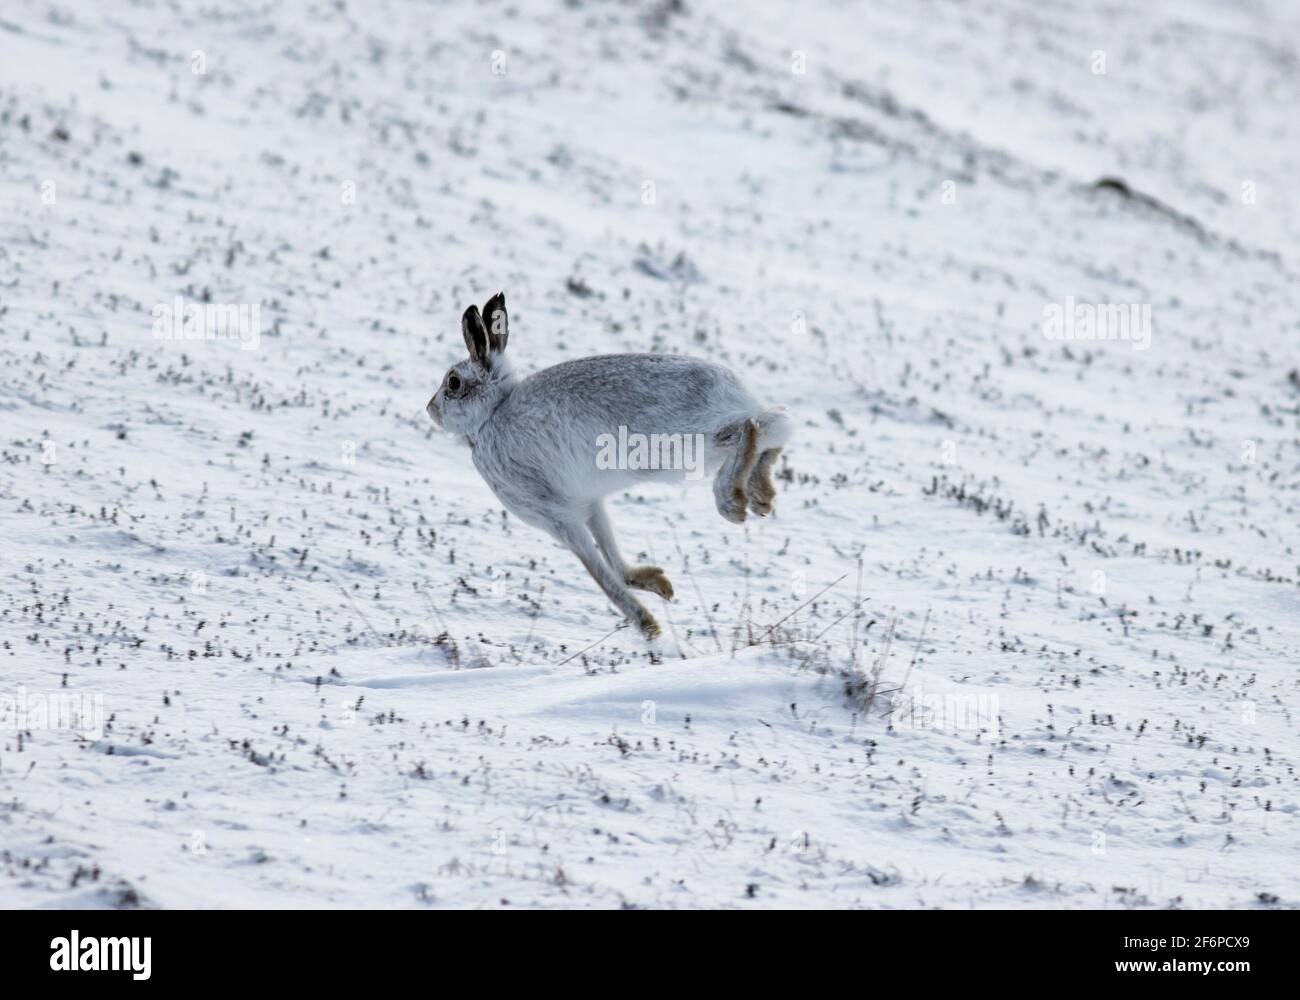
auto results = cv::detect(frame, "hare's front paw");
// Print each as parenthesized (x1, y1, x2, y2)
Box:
(627, 565, 674, 600)
(717, 486, 749, 524)
(635, 607, 662, 640)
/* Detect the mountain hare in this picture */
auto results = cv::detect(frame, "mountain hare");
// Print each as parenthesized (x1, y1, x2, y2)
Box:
(427, 293, 791, 640)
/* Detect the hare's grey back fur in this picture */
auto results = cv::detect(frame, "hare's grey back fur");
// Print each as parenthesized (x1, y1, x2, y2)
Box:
(428, 294, 791, 640)
(477, 355, 770, 515)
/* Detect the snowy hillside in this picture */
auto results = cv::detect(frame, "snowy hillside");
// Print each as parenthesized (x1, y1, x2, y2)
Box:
(1, 0, 1298, 908)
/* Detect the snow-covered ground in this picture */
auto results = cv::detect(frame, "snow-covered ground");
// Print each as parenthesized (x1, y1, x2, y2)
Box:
(1, 0, 1298, 908)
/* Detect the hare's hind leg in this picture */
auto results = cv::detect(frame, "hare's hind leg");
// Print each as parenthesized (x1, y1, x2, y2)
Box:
(747, 448, 781, 516)
(551, 516, 660, 639)
(713, 418, 761, 524)
(746, 408, 791, 516)
(588, 502, 673, 600)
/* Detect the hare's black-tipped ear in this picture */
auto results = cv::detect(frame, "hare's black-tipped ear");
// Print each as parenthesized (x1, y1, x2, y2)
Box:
(482, 291, 508, 354)
(462, 305, 489, 367)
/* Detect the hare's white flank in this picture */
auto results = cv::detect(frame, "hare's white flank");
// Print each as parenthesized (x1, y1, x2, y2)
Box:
(427, 293, 792, 639)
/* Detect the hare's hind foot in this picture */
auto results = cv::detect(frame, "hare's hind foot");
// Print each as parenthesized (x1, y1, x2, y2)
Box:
(747, 447, 781, 516)
(627, 565, 674, 600)
(714, 418, 761, 524)
(717, 486, 748, 524)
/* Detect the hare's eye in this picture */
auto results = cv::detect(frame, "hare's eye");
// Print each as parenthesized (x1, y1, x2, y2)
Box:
(447, 374, 461, 393)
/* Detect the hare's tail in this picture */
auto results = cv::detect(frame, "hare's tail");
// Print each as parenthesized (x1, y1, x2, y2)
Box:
(753, 406, 792, 452)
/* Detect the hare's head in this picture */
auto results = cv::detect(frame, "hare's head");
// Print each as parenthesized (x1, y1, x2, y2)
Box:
(427, 292, 512, 438)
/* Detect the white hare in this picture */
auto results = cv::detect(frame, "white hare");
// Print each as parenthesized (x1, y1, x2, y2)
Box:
(427, 293, 791, 639)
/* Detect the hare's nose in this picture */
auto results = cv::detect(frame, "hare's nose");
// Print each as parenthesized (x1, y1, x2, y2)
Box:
(426, 397, 441, 426)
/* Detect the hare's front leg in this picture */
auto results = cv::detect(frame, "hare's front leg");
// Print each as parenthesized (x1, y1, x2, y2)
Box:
(588, 502, 673, 600)
(550, 517, 661, 639)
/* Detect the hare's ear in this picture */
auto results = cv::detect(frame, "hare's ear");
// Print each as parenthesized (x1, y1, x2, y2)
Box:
(482, 292, 508, 354)
(462, 305, 490, 367)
